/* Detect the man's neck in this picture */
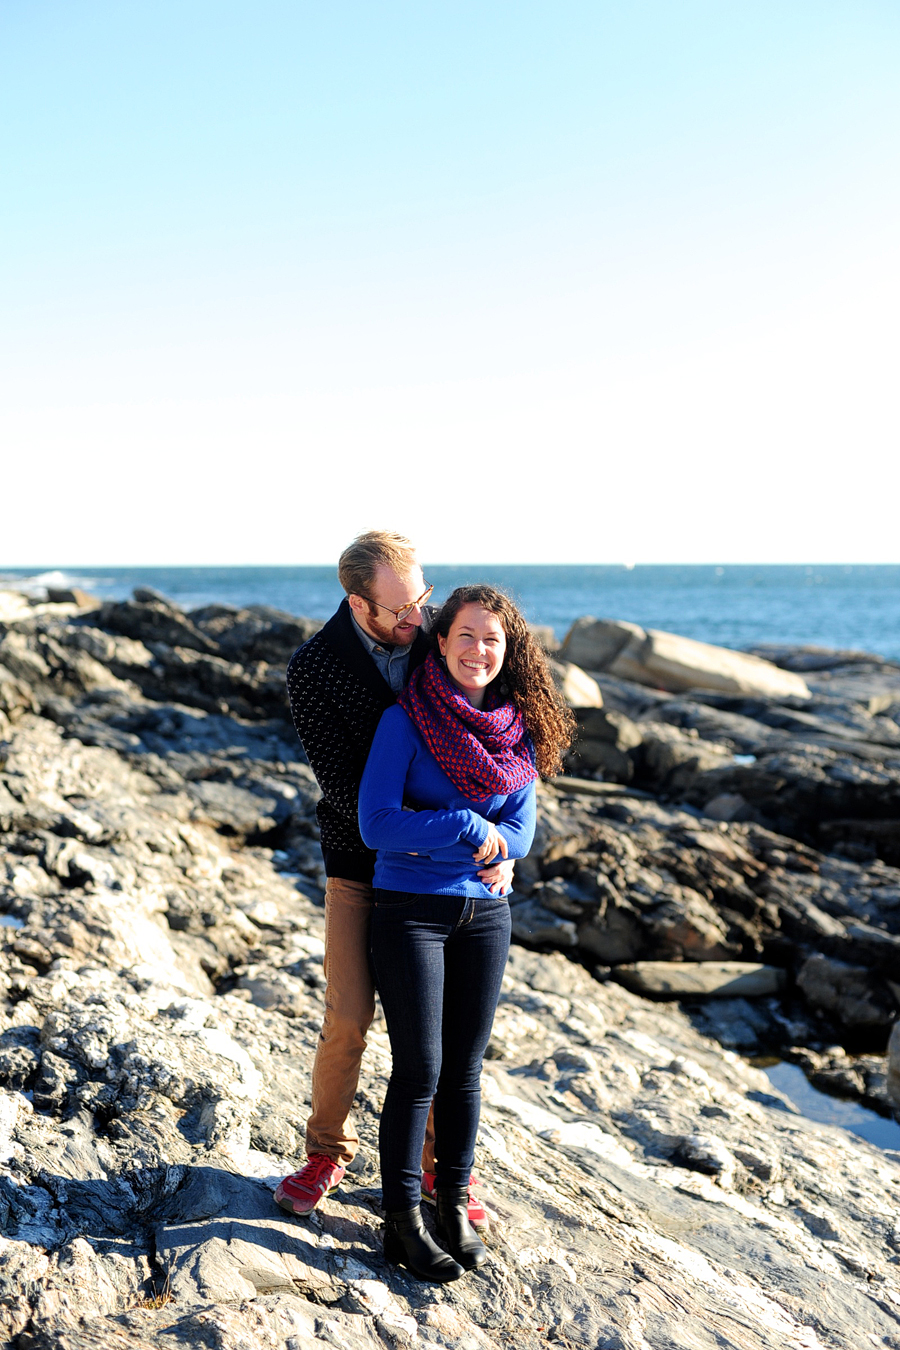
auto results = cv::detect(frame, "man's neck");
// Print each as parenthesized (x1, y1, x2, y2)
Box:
(350, 611, 395, 653)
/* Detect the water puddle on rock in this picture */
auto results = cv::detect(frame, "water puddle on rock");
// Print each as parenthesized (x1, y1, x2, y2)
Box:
(759, 1059, 900, 1152)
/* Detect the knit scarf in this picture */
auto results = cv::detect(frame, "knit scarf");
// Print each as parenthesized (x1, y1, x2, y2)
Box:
(398, 651, 537, 802)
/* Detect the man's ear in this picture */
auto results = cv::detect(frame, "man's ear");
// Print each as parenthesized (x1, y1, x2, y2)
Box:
(348, 594, 365, 618)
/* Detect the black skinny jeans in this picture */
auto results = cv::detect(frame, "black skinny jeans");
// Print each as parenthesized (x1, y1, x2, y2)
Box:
(370, 889, 512, 1212)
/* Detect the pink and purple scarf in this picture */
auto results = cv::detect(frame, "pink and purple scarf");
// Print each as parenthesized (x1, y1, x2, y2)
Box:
(398, 651, 537, 802)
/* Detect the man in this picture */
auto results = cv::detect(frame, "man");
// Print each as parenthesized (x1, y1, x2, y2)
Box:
(275, 531, 512, 1220)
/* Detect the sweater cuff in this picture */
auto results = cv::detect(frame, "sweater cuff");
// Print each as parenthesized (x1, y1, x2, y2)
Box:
(463, 813, 491, 847)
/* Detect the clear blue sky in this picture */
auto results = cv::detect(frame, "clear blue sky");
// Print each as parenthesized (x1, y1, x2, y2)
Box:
(2, 2, 898, 564)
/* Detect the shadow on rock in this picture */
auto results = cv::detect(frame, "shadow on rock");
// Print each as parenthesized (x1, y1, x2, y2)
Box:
(154, 1165, 380, 1305)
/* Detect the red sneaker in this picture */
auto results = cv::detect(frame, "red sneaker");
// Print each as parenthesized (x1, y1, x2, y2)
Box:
(275, 1154, 346, 1216)
(420, 1171, 488, 1230)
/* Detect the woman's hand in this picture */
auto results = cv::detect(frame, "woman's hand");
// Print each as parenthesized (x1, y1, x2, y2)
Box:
(472, 826, 508, 866)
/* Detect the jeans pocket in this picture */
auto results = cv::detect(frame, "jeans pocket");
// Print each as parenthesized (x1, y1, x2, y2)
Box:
(372, 888, 424, 909)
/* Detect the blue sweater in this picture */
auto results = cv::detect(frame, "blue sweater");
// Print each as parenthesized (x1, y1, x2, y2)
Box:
(358, 705, 537, 897)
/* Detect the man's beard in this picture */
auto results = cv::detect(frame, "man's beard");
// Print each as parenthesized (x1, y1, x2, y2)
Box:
(363, 608, 418, 647)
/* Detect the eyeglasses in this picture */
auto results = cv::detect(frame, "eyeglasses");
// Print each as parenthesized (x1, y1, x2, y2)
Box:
(357, 583, 434, 623)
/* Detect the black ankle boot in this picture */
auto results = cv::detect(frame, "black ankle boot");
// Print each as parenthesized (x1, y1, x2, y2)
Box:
(435, 1186, 487, 1269)
(383, 1205, 464, 1283)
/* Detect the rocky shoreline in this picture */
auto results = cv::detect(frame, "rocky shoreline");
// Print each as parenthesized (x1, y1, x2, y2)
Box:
(1, 584, 899, 1349)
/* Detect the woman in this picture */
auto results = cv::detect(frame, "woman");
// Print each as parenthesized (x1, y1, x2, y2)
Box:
(358, 585, 574, 1282)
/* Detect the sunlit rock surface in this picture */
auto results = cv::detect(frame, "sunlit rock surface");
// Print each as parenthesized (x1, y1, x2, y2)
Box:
(1, 586, 899, 1348)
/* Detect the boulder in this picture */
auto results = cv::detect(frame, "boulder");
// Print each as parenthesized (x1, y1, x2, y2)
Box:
(547, 657, 603, 708)
(797, 953, 896, 1029)
(189, 604, 321, 665)
(642, 886, 737, 961)
(573, 707, 642, 751)
(568, 708, 736, 791)
(528, 623, 558, 651)
(99, 594, 219, 655)
(612, 961, 786, 999)
(45, 587, 101, 609)
(0, 590, 33, 623)
(576, 903, 645, 963)
(888, 1020, 900, 1112)
(703, 792, 752, 822)
(790, 1044, 895, 1113)
(562, 617, 645, 671)
(561, 617, 811, 700)
(636, 721, 735, 791)
(508, 897, 578, 948)
(682, 747, 900, 866)
(566, 707, 641, 780)
(548, 776, 649, 799)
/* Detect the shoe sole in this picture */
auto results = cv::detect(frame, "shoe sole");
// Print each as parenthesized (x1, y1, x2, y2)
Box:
(274, 1179, 343, 1217)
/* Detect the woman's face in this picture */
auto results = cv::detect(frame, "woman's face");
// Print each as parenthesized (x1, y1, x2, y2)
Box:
(438, 603, 507, 708)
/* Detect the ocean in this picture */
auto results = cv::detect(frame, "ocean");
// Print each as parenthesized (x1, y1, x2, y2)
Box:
(3, 564, 900, 660)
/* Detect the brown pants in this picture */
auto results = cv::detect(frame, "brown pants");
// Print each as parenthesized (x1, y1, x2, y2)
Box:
(306, 875, 436, 1169)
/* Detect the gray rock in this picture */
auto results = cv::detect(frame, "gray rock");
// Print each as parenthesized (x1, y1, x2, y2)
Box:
(670, 1132, 738, 1187)
(155, 1168, 341, 1304)
(236, 970, 311, 1017)
(546, 657, 604, 709)
(547, 776, 651, 800)
(612, 961, 786, 998)
(561, 616, 645, 672)
(189, 604, 321, 665)
(527, 623, 558, 652)
(797, 953, 896, 1029)
(566, 707, 642, 781)
(637, 720, 736, 791)
(576, 902, 645, 963)
(887, 1020, 900, 1113)
(703, 792, 752, 821)
(508, 898, 578, 948)
(687, 995, 784, 1051)
(561, 618, 811, 700)
(2, 595, 900, 1349)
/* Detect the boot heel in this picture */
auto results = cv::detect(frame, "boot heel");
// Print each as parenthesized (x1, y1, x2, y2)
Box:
(383, 1205, 464, 1283)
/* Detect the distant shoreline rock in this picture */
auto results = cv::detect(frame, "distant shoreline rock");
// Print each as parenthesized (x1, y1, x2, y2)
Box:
(561, 615, 812, 699)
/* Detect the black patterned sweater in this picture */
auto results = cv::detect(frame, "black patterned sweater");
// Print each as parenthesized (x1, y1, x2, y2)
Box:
(286, 599, 432, 882)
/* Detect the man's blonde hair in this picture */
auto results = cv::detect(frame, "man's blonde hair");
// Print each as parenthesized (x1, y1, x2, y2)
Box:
(338, 530, 418, 598)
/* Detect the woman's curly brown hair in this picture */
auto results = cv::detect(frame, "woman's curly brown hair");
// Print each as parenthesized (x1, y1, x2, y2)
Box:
(434, 585, 575, 778)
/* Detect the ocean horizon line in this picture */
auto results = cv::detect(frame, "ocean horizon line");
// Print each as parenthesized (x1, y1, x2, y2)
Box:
(3, 562, 900, 658)
(4, 561, 900, 572)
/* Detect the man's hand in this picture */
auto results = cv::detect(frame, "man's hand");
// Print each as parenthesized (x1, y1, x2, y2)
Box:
(478, 856, 515, 896)
(473, 826, 508, 866)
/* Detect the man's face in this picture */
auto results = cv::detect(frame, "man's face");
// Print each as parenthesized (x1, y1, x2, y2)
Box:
(349, 564, 428, 647)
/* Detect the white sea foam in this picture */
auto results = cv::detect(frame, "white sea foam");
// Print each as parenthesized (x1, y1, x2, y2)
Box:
(0, 570, 99, 599)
